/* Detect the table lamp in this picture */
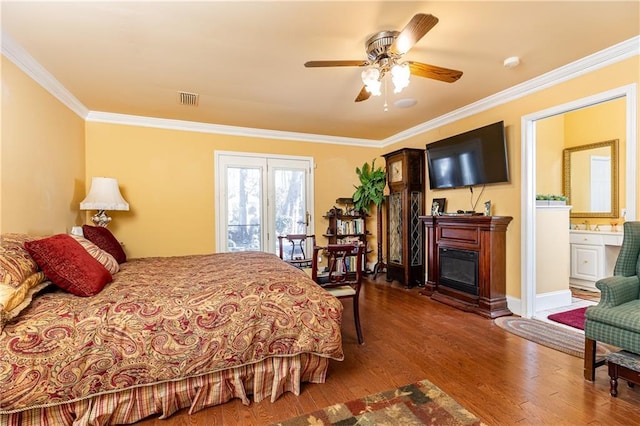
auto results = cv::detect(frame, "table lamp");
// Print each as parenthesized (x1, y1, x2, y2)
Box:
(80, 177, 129, 227)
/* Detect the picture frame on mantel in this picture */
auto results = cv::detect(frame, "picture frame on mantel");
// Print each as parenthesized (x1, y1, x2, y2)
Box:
(432, 198, 446, 215)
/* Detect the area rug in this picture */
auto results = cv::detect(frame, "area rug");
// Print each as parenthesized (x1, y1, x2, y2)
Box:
(547, 306, 587, 330)
(494, 316, 616, 359)
(272, 379, 484, 426)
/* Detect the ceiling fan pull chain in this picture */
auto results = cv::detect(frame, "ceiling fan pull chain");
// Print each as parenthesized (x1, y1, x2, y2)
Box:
(383, 76, 389, 112)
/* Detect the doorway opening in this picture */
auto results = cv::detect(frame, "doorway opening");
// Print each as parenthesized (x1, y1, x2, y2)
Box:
(520, 84, 637, 318)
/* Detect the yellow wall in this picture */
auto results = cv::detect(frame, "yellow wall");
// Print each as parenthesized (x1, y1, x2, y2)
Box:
(85, 122, 379, 258)
(536, 115, 564, 195)
(0, 56, 85, 235)
(378, 56, 639, 300)
(565, 98, 626, 223)
(565, 98, 626, 148)
(2, 50, 638, 304)
(534, 98, 626, 224)
(536, 207, 571, 294)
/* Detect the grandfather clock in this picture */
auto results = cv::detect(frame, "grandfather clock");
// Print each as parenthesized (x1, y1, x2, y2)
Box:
(383, 148, 425, 287)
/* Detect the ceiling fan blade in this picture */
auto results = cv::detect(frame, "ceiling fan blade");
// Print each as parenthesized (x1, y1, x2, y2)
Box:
(355, 86, 371, 102)
(408, 61, 463, 83)
(389, 13, 439, 56)
(304, 60, 368, 68)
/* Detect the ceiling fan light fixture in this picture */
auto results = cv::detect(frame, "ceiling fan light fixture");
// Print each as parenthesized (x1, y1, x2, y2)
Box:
(361, 67, 382, 96)
(304, 13, 462, 103)
(391, 63, 410, 94)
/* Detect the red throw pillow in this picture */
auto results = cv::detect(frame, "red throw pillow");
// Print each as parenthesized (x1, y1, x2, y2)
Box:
(25, 234, 112, 297)
(82, 225, 127, 264)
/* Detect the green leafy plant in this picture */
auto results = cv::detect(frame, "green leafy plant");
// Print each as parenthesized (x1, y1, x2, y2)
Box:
(536, 194, 568, 201)
(352, 159, 386, 213)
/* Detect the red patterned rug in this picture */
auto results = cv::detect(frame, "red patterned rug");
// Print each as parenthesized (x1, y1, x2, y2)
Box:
(547, 306, 587, 330)
(273, 379, 484, 425)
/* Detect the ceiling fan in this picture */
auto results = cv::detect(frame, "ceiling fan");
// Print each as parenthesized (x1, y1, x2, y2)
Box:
(304, 13, 463, 102)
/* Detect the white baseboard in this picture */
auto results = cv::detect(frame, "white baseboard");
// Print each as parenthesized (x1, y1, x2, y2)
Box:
(506, 289, 572, 318)
(534, 289, 573, 312)
(506, 296, 522, 316)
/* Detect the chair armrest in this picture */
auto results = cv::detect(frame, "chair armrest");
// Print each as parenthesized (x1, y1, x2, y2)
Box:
(595, 275, 640, 308)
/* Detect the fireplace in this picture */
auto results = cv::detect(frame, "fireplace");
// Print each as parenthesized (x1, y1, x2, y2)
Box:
(421, 215, 512, 318)
(439, 247, 479, 296)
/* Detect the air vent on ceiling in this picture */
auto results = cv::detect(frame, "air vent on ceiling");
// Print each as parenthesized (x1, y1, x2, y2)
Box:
(177, 91, 199, 106)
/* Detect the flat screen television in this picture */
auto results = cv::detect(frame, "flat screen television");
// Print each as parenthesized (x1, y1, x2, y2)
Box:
(426, 121, 509, 190)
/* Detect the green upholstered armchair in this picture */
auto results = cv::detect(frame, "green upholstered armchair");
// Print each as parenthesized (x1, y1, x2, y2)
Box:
(584, 221, 640, 381)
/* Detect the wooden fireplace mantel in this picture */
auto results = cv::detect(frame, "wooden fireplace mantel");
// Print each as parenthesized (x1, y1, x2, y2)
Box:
(419, 215, 513, 319)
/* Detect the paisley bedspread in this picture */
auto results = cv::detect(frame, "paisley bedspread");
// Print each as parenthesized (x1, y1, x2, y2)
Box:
(0, 251, 344, 415)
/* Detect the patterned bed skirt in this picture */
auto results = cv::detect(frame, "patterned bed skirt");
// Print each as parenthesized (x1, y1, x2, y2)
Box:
(4, 353, 330, 425)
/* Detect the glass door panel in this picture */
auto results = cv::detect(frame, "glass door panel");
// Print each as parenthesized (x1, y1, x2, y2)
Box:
(226, 166, 263, 252)
(270, 158, 311, 255)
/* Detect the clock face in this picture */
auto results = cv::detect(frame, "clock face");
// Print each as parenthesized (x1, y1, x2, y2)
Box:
(390, 160, 403, 182)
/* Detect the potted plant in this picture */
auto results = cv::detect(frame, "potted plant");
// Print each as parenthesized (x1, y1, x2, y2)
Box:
(352, 159, 386, 213)
(353, 159, 387, 275)
(536, 194, 568, 206)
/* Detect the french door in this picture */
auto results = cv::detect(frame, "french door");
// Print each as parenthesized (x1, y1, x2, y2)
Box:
(215, 152, 314, 254)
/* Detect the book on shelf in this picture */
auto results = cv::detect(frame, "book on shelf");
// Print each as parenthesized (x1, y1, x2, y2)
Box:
(336, 218, 365, 235)
(336, 236, 361, 245)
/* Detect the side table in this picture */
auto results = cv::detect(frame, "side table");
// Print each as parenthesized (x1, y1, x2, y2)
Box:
(607, 350, 640, 397)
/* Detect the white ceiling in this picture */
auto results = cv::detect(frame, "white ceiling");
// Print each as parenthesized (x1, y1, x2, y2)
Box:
(2, 1, 639, 141)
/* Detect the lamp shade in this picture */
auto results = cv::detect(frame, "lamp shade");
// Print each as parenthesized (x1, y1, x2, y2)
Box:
(80, 177, 129, 211)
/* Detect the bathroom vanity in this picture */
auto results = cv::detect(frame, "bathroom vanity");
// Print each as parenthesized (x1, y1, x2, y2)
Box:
(569, 229, 623, 290)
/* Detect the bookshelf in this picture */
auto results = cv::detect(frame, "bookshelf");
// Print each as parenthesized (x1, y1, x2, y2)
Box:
(323, 206, 370, 273)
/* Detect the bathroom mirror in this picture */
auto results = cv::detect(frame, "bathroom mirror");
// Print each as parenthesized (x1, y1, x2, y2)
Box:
(563, 139, 618, 218)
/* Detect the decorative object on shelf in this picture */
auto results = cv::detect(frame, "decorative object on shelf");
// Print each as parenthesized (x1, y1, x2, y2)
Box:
(535, 194, 568, 206)
(80, 177, 130, 227)
(432, 198, 446, 216)
(352, 160, 387, 277)
(336, 197, 356, 215)
(383, 148, 425, 287)
(484, 200, 492, 216)
(335, 197, 354, 204)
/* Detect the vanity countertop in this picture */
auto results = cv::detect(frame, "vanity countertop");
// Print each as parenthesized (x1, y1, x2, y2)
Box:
(570, 229, 624, 247)
(570, 229, 623, 236)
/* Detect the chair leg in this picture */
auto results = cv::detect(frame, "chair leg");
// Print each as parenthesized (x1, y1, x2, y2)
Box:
(353, 296, 363, 345)
(584, 337, 596, 381)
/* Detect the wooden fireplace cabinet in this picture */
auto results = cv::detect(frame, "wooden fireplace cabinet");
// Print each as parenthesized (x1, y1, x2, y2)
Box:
(383, 148, 425, 287)
(420, 215, 513, 318)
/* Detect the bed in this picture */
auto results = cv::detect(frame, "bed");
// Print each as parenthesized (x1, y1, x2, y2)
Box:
(0, 232, 344, 425)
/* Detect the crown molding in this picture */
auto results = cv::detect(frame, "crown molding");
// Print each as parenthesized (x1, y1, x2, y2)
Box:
(383, 35, 640, 147)
(1, 32, 90, 118)
(85, 111, 380, 147)
(3, 30, 638, 147)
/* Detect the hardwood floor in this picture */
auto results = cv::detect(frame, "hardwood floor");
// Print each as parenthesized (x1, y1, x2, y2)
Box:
(137, 276, 640, 425)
